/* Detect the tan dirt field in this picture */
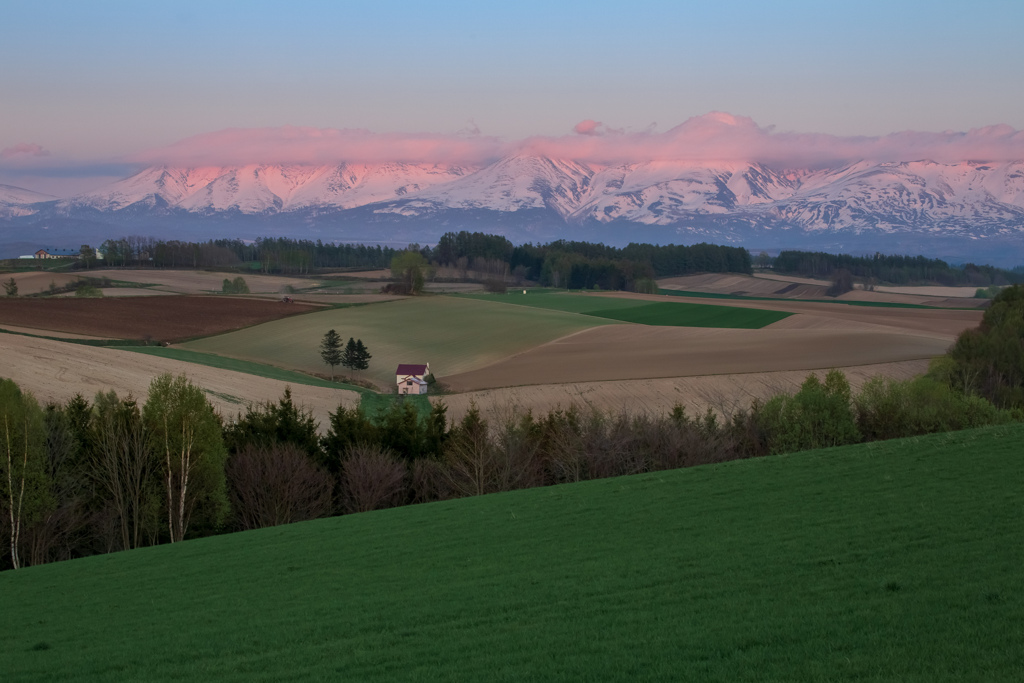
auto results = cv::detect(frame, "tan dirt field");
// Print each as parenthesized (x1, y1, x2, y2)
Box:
(0, 325, 113, 340)
(0, 334, 358, 430)
(54, 287, 178, 297)
(440, 324, 953, 392)
(439, 290, 978, 392)
(660, 273, 829, 298)
(751, 272, 833, 286)
(660, 273, 986, 307)
(434, 360, 931, 422)
(4, 271, 83, 294)
(85, 269, 317, 294)
(0, 296, 320, 341)
(754, 272, 982, 298)
(287, 293, 397, 305)
(871, 285, 982, 297)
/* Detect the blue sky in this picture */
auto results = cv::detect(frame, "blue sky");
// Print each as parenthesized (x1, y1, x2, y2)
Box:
(2, 0, 1022, 193)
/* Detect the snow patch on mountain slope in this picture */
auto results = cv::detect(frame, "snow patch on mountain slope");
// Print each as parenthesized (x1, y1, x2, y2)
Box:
(0, 184, 57, 217)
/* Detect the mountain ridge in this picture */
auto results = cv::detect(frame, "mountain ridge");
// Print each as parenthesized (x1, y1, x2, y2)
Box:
(4, 156, 1024, 265)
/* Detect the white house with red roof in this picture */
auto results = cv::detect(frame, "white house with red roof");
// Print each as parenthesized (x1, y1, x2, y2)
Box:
(396, 363, 430, 395)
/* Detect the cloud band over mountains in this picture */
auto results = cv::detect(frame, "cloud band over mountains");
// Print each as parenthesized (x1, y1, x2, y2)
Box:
(127, 113, 1024, 168)
(6, 114, 1024, 180)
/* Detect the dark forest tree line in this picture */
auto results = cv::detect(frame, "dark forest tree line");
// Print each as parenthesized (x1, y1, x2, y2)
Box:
(93, 232, 751, 292)
(434, 231, 752, 291)
(773, 250, 1024, 287)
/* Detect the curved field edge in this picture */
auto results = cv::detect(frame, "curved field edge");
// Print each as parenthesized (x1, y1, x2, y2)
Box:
(457, 291, 794, 327)
(114, 346, 429, 417)
(2, 423, 1022, 681)
(180, 296, 612, 388)
(116, 346, 371, 393)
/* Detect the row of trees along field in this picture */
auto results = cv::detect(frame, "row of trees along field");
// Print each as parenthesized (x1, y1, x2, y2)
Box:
(3, 287, 1022, 571)
(770, 250, 1024, 287)
(91, 232, 751, 291)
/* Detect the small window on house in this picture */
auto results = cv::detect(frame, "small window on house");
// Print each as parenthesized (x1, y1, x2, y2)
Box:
(406, 380, 412, 386)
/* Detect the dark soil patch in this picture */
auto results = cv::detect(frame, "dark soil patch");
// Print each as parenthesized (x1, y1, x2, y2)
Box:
(0, 296, 319, 342)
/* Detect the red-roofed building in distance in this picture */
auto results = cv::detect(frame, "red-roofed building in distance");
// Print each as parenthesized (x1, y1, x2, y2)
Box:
(396, 363, 430, 395)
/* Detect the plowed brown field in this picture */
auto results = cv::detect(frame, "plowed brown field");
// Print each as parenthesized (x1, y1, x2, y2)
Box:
(0, 296, 319, 341)
(441, 324, 952, 391)
(0, 334, 358, 430)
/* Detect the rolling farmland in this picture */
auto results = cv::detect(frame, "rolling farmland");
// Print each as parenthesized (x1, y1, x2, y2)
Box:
(2, 423, 1021, 681)
(0, 272, 986, 421)
(182, 296, 613, 388)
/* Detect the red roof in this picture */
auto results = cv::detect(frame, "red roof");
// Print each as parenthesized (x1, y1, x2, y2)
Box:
(396, 364, 429, 376)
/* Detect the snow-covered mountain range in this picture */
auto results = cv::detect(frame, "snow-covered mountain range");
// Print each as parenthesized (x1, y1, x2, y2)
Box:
(4, 156, 1024, 263)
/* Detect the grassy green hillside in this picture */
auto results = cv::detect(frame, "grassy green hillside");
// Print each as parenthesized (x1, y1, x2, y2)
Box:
(182, 296, 609, 387)
(461, 290, 793, 327)
(2, 424, 1022, 681)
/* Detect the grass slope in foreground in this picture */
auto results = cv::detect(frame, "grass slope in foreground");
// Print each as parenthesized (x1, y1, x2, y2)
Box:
(461, 291, 792, 328)
(3, 424, 1023, 681)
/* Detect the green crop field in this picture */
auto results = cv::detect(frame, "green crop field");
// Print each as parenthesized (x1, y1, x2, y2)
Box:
(181, 296, 611, 387)
(460, 291, 792, 327)
(3, 424, 1021, 681)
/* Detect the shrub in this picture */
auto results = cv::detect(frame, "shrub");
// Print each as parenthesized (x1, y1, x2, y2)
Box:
(756, 371, 860, 454)
(221, 277, 249, 294)
(633, 278, 659, 295)
(855, 376, 1013, 441)
(74, 284, 103, 298)
(826, 269, 854, 297)
(946, 284, 1024, 409)
(483, 278, 507, 294)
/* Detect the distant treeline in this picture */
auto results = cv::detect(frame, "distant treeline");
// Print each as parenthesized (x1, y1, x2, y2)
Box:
(772, 250, 1024, 287)
(3, 285, 1023, 571)
(98, 236, 402, 273)
(95, 232, 752, 290)
(434, 231, 752, 290)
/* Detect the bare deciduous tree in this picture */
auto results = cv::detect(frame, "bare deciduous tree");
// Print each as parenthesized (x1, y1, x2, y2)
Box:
(340, 444, 408, 514)
(227, 444, 334, 530)
(91, 395, 153, 551)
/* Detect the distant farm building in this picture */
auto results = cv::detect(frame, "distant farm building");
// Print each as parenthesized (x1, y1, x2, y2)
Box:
(34, 247, 79, 259)
(396, 363, 430, 395)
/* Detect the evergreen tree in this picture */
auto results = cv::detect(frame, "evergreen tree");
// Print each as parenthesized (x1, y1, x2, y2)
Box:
(320, 330, 343, 380)
(353, 339, 372, 371)
(341, 337, 358, 372)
